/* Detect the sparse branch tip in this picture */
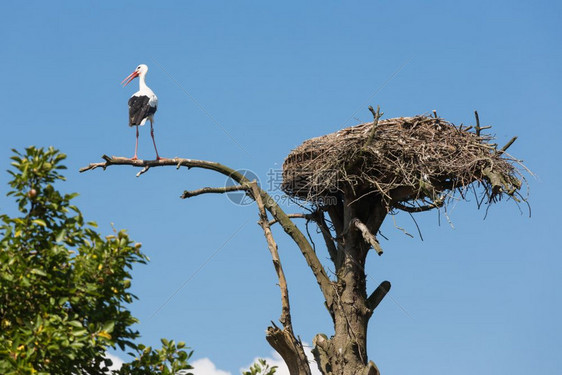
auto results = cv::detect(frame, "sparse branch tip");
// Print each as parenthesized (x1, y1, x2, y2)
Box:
(474, 110, 481, 136)
(364, 105, 383, 150)
(393, 198, 444, 213)
(497, 136, 518, 155)
(181, 185, 247, 199)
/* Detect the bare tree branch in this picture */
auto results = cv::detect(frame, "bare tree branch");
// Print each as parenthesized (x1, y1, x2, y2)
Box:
(366, 281, 391, 315)
(81, 155, 335, 306)
(181, 185, 247, 199)
(264, 198, 334, 305)
(497, 136, 518, 155)
(267, 322, 311, 375)
(268, 213, 309, 226)
(363, 105, 383, 150)
(393, 199, 444, 213)
(250, 181, 291, 327)
(80, 155, 247, 180)
(254, 187, 335, 306)
(310, 211, 338, 265)
(474, 110, 481, 136)
(249, 181, 311, 375)
(352, 218, 383, 256)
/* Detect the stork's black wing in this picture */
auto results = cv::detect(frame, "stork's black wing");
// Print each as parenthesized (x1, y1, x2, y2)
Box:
(128, 95, 157, 126)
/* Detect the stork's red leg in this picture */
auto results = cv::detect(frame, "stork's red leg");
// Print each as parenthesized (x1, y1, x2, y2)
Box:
(150, 120, 163, 160)
(132, 126, 139, 160)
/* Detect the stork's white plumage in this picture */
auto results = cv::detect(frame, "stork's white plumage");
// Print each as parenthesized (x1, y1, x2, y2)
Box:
(121, 64, 162, 160)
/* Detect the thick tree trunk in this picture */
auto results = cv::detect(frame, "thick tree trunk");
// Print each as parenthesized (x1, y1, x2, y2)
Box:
(312, 193, 387, 375)
(312, 254, 381, 375)
(312, 256, 378, 374)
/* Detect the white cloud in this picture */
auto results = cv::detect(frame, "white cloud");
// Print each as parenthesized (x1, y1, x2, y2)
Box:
(102, 352, 232, 375)
(105, 352, 124, 370)
(191, 357, 232, 375)
(103, 347, 320, 375)
(241, 344, 321, 375)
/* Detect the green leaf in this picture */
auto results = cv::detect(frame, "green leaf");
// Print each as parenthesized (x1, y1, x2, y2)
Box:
(71, 329, 88, 337)
(102, 321, 115, 333)
(30, 269, 47, 277)
(32, 219, 47, 227)
(0, 147, 191, 374)
(55, 229, 66, 242)
(68, 321, 83, 329)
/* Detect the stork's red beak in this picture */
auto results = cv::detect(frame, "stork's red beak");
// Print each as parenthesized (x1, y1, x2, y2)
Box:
(121, 71, 139, 87)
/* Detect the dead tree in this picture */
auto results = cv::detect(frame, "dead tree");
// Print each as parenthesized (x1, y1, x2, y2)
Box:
(81, 110, 528, 375)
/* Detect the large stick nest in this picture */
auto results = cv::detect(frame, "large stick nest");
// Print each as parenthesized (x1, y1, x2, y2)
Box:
(282, 114, 527, 211)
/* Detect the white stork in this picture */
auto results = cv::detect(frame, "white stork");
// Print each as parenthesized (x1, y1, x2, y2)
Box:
(121, 64, 162, 160)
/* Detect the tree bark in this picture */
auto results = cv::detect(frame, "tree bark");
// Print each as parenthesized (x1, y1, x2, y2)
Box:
(312, 193, 388, 375)
(80, 157, 393, 375)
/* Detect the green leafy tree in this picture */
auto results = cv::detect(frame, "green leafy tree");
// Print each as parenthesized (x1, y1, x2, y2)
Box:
(242, 359, 277, 375)
(119, 339, 193, 375)
(0, 147, 192, 375)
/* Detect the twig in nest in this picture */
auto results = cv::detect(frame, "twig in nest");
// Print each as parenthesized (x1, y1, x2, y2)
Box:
(393, 198, 444, 213)
(474, 110, 481, 136)
(391, 214, 413, 239)
(473, 111, 492, 136)
(497, 136, 518, 155)
(363, 105, 383, 150)
(444, 205, 455, 229)
(282, 112, 528, 214)
(408, 212, 423, 241)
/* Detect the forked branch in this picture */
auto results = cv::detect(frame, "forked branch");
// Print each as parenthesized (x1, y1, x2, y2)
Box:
(250, 181, 311, 375)
(81, 155, 334, 305)
(250, 181, 292, 327)
(81, 155, 327, 374)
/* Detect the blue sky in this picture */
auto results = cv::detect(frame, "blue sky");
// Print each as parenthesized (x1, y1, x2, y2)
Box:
(1, 1, 561, 374)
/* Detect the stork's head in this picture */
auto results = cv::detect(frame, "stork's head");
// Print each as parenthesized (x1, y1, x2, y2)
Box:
(121, 64, 149, 87)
